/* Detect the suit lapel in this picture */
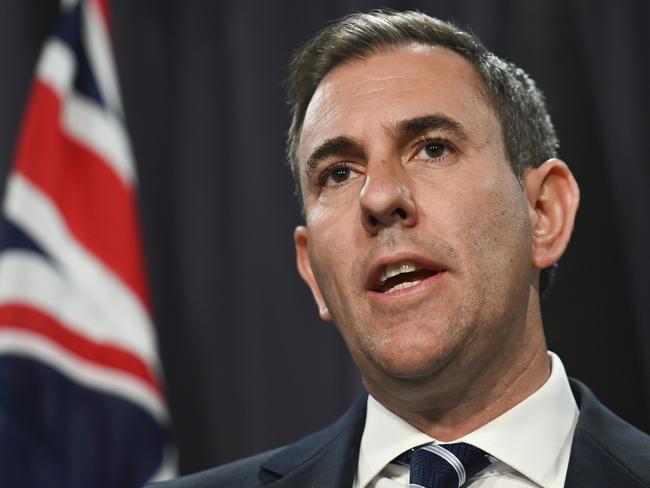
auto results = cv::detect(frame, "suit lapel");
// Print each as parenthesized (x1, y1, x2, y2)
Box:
(564, 380, 647, 488)
(260, 395, 367, 488)
(564, 426, 643, 488)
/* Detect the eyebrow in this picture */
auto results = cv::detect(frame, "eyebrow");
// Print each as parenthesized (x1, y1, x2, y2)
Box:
(390, 114, 467, 140)
(305, 136, 362, 175)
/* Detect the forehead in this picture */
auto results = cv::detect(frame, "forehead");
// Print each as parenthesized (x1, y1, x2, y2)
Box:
(298, 45, 500, 163)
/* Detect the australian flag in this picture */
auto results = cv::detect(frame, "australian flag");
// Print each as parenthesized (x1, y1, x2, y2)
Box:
(0, 0, 174, 486)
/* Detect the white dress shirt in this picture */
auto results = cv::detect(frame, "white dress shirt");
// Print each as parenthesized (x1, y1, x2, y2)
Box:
(353, 352, 578, 488)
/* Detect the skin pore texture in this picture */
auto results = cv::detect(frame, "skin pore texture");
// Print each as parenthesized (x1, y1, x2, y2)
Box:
(294, 45, 579, 440)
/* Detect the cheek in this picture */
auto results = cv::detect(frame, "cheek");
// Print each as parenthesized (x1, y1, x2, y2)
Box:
(460, 167, 528, 238)
(306, 204, 352, 252)
(305, 218, 354, 305)
(304, 183, 361, 227)
(461, 181, 533, 298)
(424, 168, 530, 272)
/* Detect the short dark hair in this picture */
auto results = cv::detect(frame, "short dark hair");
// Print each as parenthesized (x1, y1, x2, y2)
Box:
(286, 9, 559, 296)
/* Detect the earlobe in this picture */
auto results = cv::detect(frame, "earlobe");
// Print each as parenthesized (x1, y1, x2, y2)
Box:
(524, 159, 580, 270)
(294, 226, 332, 321)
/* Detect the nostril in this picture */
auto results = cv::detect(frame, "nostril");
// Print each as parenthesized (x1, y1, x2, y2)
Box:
(394, 208, 407, 220)
(368, 215, 379, 227)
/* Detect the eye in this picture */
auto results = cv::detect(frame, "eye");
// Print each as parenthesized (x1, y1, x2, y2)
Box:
(413, 139, 454, 162)
(320, 164, 360, 187)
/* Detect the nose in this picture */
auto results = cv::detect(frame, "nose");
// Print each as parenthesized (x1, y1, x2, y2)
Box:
(359, 165, 417, 235)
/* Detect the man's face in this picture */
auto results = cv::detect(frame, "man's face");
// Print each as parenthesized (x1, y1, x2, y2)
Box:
(294, 46, 537, 396)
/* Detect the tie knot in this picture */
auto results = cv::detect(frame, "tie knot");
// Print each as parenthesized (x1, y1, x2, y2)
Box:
(395, 442, 491, 488)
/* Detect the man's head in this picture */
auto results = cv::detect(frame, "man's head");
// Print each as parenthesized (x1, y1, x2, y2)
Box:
(288, 11, 579, 422)
(288, 10, 562, 295)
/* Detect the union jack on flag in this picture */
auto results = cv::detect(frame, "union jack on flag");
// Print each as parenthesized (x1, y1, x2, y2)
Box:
(0, 0, 174, 486)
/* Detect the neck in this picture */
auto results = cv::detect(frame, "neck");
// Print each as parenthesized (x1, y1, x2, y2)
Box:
(365, 297, 550, 441)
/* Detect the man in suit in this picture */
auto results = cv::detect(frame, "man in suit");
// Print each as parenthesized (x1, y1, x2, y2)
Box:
(149, 10, 650, 488)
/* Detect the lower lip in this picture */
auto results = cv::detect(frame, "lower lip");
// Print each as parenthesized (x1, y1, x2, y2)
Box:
(367, 271, 446, 302)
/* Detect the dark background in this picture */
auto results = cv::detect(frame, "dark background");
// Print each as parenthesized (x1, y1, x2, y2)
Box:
(1, 0, 648, 476)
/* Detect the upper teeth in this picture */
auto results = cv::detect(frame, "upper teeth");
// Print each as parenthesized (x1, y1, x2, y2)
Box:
(380, 261, 420, 285)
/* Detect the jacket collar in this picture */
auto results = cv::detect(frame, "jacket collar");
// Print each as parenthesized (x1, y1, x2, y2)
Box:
(565, 379, 649, 488)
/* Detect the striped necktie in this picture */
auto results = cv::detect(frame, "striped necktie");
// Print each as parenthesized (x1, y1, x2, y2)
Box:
(394, 442, 491, 487)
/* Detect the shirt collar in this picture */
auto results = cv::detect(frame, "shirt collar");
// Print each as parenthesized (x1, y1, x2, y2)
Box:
(355, 352, 579, 488)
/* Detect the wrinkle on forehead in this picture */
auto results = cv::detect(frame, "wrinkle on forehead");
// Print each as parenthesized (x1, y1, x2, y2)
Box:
(298, 46, 502, 165)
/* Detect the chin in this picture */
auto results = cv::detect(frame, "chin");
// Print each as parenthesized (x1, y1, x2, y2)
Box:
(369, 341, 454, 381)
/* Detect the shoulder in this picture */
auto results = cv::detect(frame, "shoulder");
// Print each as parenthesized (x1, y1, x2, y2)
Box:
(145, 395, 367, 488)
(569, 379, 650, 485)
(143, 448, 282, 488)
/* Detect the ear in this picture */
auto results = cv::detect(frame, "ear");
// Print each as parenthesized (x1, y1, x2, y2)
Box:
(523, 159, 580, 270)
(294, 226, 332, 321)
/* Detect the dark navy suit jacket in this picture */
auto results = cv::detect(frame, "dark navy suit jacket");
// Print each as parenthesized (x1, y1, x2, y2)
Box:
(147, 380, 650, 487)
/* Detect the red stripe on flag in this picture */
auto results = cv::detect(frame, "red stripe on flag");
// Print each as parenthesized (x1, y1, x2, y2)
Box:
(13, 80, 149, 309)
(0, 303, 161, 395)
(91, 0, 111, 30)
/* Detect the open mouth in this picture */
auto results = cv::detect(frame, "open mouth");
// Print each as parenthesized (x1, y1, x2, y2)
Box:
(371, 260, 441, 294)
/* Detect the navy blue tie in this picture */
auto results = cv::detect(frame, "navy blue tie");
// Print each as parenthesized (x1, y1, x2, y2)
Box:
(394, 442, 491, 487)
